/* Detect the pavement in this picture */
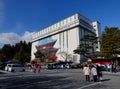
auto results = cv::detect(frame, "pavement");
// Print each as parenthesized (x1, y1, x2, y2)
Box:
(0, 69, 120, 89)
(103, 71, 120, 75)
(1, 69, 120, 75)
(0, 70, 10, 74)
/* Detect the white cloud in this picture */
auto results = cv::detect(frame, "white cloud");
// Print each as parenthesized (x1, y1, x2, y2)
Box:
(21, 31, 34, 43)
(0, 32, 20, 45)
(0, 31, 34, 46)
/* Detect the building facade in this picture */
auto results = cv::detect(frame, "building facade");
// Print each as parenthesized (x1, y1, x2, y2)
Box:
(31, 13, 101, 63)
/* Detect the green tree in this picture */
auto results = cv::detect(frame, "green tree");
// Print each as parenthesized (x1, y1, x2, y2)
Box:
(31, 60, 37, 64)
(13, 42, 31, 65)
(101, 27, 120, 64)
(0, 41, 31, 64)
(14, 46, 25, 65)
(34, 51, 45, 62)
(73, 34, 98, 62)
(1, 44, 14, 60)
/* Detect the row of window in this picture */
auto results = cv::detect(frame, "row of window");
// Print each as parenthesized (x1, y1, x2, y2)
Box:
(32, 14, 79, 40)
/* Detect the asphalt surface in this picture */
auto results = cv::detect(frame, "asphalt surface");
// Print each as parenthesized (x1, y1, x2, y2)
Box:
(0, 69, 120, 89)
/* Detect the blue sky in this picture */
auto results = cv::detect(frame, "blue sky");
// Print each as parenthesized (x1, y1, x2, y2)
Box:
(0, 0, 120, 48)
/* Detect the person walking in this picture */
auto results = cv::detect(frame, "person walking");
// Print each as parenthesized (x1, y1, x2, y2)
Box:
(83, 65, 90, 82)
(37, 64, 41, 73)
(91, 65, 98, 82)
(33, 64, 37, 73)
(96, 65, 103, 81)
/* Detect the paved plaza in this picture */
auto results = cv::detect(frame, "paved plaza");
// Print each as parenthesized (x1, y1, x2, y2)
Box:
(0, 69, 120, 89)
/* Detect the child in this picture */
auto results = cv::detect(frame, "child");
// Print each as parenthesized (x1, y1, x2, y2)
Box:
(91, 65, 97, 82)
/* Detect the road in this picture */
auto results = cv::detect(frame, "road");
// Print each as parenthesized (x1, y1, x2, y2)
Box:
(0, 69, 120, 89)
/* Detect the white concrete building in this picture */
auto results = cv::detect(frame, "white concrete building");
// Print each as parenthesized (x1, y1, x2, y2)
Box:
(31, 13, 101, 63)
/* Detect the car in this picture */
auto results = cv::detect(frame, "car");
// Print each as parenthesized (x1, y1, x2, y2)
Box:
(70, 63, 83, 69)
(5, 64, 25, 72)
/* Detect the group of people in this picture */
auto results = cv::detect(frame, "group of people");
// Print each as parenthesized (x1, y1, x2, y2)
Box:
(106, 63, 120, 73)
(29, 64, 41, 73)
(83, 64, 103, 82)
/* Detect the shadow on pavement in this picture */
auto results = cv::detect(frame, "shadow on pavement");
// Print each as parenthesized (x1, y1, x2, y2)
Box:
(101, 79, 111, 82)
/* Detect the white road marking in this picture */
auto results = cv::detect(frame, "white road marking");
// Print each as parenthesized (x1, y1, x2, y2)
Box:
(78, 82, 102, 89)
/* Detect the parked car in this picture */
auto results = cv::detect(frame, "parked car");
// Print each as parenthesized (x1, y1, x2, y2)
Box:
(70, 63, 83, 69)
(5, 64, 25, 72)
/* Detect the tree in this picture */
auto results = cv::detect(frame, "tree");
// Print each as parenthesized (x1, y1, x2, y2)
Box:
(73, 34, 98, 62)
(14, 46, 25, 65)
(13, 42, 31, 65)
(34, 51, 45, 62)
(1, 44, 14, 60)
(0, 53, 6, 62)
(31, 60, 37, 64)
(101, 27, 120, 64)
(0, 41, 31, 64)
(58, 51, 72, 62)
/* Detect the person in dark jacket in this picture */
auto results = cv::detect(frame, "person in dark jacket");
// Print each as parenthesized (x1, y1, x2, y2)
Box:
(96, 65, 103, 81)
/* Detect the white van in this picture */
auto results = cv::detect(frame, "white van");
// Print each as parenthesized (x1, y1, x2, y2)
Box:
(5, 64, 25, 72)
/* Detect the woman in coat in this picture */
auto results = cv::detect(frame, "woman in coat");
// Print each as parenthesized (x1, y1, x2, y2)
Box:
(91, 65, 98, 82)
(83, 65, 90, 81)
(37, 64, 41, 73)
